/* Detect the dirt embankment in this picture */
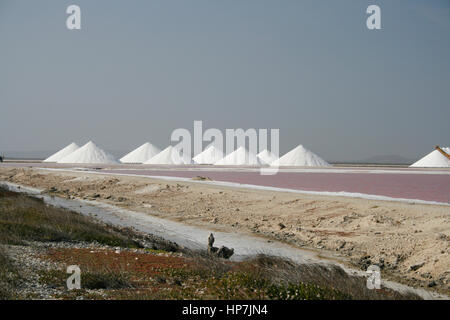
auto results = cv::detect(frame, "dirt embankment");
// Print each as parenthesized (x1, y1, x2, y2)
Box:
(2, 184, 416, 300)
(1, 167, 449, 295)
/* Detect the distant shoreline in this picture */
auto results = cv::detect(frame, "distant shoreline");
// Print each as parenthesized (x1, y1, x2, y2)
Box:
(3, 158, 412, 167)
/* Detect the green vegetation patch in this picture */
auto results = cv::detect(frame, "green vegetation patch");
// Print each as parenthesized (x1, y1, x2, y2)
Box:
(0, 247, 22, 299)
(0, 187, 140, 247)
(38, 268, 133, 291)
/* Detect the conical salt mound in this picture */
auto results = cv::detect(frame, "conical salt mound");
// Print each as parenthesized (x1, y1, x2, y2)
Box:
(257, 149, 278, 165)
(193, 145, 224, 164)
(271, 145, 330, 167)
(144, 145, 190, 165)
(410, 147, 450, 168)
(43, 142, 79, 162)
(58, 141, 117, 164)
(120, 142, 160, 163)
(214, 146, 261, 166)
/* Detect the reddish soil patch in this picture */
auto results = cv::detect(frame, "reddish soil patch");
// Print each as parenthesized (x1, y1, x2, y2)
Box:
(43, 248, 191, 276)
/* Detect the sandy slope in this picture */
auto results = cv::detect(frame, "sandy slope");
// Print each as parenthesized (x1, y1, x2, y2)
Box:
(0, 167, 449, 294)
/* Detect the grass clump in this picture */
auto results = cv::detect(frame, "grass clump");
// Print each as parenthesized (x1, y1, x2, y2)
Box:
(203, 266, 348, 300)
(266, 282, 348, 300)
(38, 268, 133, 291)
(0, 247, 21, 300)
(0, 186, 140, 248)
(82, 271, 133, 290)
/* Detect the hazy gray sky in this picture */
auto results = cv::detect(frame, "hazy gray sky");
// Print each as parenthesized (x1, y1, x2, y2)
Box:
(1, 0, 449, 161)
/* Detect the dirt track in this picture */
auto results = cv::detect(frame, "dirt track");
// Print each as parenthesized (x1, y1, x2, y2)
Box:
(0, 167, 449, 294)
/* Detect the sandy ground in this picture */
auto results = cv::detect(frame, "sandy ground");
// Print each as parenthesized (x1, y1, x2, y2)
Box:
(0, 167, 449, 294)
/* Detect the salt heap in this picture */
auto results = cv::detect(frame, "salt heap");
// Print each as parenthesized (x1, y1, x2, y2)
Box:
(43, 142, 79, 162)
(193, 144, 224, 164)
(144, 145, 191, 165)
(120, 142, 160, 163)
(271, 145, 330, 167)
(214, 146, 261, 166)
(257, 149, 278, 165)
(410, 147, 450, 168)
(58, 141, 117, 164)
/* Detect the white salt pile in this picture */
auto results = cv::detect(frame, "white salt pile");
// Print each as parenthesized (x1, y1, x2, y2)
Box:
(58, 141, 117, 164)
(271, 145, 330, 167)
(43, 142, 79, 162)
(192, 144, 224, 164)
(214, 146, 261, 166)
(410, 147, 450, 168)
(144, 145, 191, 165)
(120, 142, 160, 163)
(257, 149, 278, 165)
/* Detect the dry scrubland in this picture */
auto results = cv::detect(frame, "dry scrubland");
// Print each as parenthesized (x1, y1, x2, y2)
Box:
(0, 167, 449, 296)
(0, 186, 418, 300)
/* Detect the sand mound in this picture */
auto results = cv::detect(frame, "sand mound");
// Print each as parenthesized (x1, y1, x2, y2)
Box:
(135, 185, 161, 194)
(43, 143, 79, 162)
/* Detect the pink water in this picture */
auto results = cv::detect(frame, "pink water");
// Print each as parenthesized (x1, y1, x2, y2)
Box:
(1, 163, 449, 203)
(101, 169, 450, 203)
